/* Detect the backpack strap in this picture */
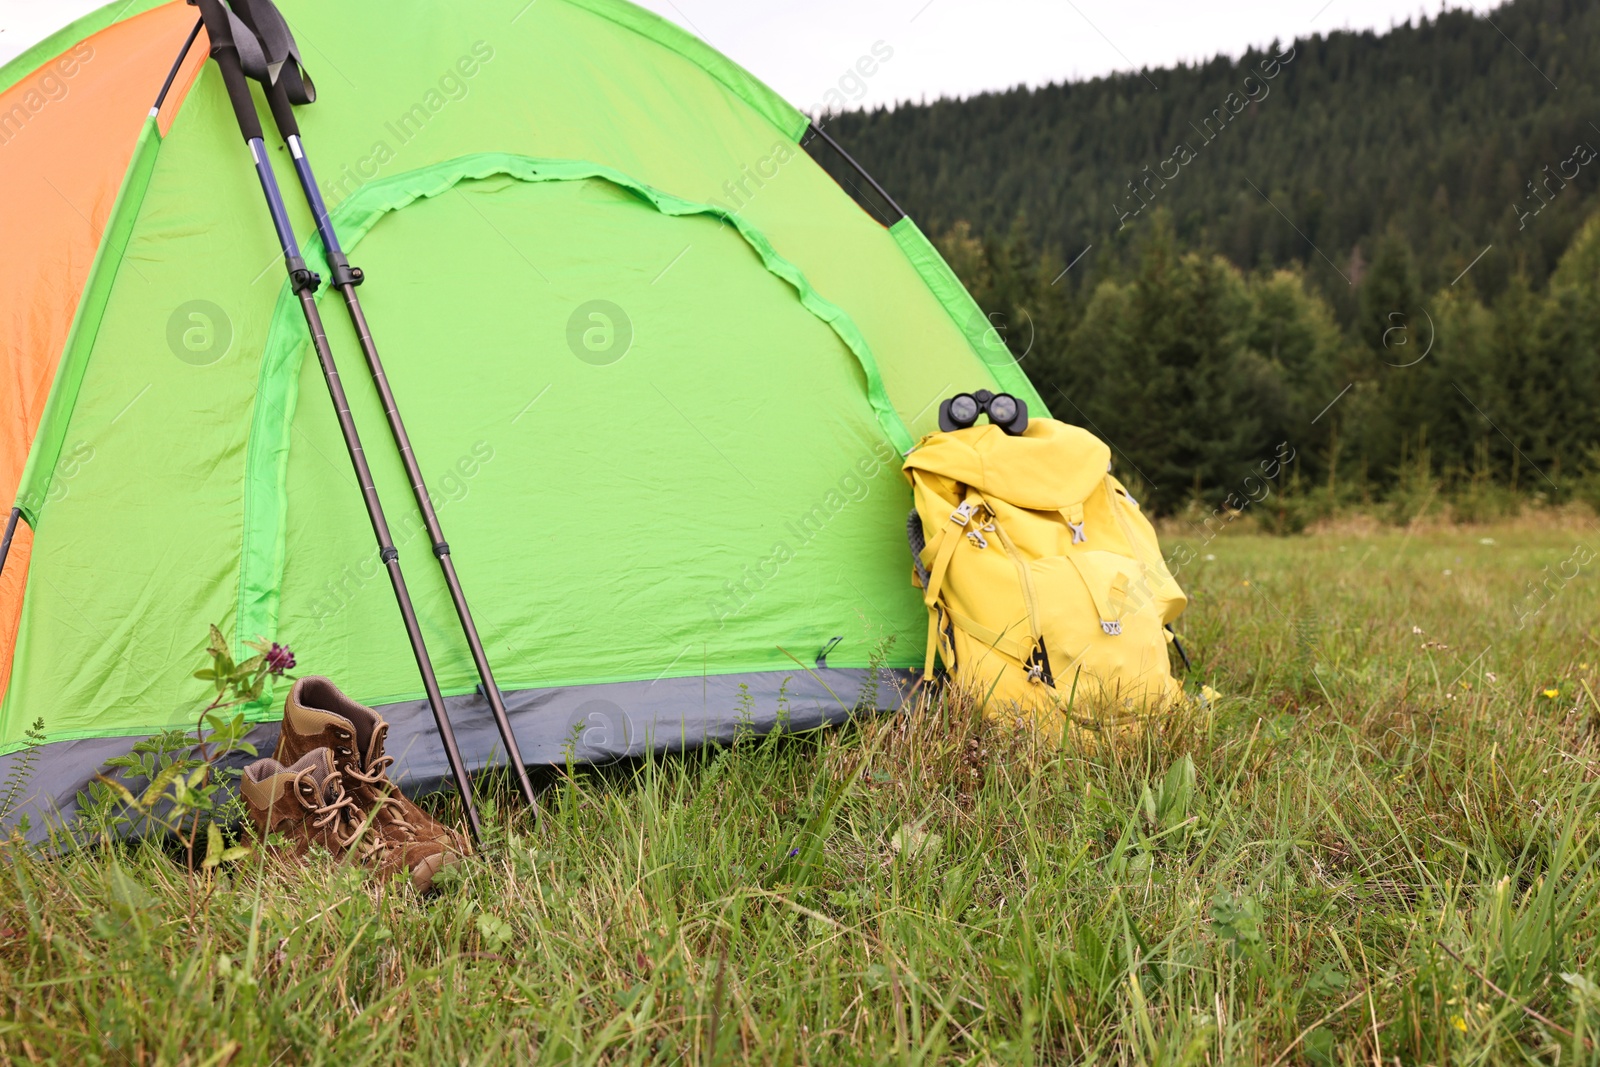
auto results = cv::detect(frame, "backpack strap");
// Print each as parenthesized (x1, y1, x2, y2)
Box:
(919, 488, 984, 677)
(943, 607, 1036, 663)
(987, 517, 1042, 653)
(920, 489, 983, 608)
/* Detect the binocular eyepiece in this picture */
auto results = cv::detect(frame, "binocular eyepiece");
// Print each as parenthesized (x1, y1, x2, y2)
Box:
(938, 389, 1029, 435)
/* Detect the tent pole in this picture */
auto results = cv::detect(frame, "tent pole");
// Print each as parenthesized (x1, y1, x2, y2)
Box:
(238, 49, 540, 813)
(150, 16, 203, 117)
(189, 0, 482, 841)
(0, 508, 19, 581)
(805, 122, 908, 223)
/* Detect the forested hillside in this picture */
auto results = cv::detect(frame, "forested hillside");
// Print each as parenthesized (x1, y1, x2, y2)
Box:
(815, 0, 1600, 516)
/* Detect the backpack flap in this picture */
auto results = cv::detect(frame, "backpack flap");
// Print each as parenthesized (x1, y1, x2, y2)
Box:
(902, 421, 1111, 510)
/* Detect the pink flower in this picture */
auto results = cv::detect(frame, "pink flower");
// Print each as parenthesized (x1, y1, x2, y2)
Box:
(265, 643, 296, 676)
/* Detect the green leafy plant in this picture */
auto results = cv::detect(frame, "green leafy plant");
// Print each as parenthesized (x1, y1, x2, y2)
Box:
(1210, 889, 1265, 961)
(1142, 753, 1199, 837)
(81, 625, 294, 871)
(0, 716, 47, 838)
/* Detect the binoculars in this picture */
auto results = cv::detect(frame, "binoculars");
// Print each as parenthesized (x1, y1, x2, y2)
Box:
(938, 389, 1029, 435)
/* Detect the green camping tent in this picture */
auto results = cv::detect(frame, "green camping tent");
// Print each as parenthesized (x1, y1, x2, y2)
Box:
(0, 0, 1044, 825)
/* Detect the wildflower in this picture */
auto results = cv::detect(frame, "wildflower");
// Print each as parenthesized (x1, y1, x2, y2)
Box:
(1486, 672, 1497, 683)
(1450, 1015, 1467, 1032)
(1583, 663, 1592, 671)
(1543, 688, 1560, 699)
(265, 642, 296, 676)
(1479, 537, 1496, 546)
(1204, 553, 1216, 561)
(1412, 626, 1425, 635)
(1242, 580, 1250, 587)
(789, 847, 800, 857)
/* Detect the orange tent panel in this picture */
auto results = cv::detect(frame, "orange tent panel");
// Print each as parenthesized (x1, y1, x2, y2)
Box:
(0, 2, 206, 707)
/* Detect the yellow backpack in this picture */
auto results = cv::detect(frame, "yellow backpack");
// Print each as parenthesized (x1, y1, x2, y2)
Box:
(903, 418, 1188, 740)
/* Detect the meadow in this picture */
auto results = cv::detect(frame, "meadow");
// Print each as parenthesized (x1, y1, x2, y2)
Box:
(2, 513, 1599, 1065)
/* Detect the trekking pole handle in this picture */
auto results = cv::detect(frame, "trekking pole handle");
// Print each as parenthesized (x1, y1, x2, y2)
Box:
(258, 65, 301, 139)
(190, 0, 263, 142)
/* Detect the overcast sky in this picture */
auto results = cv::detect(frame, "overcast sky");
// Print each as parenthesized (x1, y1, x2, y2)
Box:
(2, 0, 1507, 108)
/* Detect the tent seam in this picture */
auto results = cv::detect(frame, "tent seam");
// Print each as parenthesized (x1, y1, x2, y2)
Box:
(235, 283, 299, 670)
(0, 117, 164, 735)
(11, 118, 165, 526)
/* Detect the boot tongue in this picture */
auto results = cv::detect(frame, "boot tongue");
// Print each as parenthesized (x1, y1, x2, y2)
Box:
(284, 747, 339, 798)
(291, 676, 380, 757)
(333, 695, 382, 764)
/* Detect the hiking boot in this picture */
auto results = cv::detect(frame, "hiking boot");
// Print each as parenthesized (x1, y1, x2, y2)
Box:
(274, 675, 469, 854)
(240, 748, 455, 891)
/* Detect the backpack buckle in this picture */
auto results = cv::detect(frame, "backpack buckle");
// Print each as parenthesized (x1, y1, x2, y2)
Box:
(966, 529, 988, 549)
(1025, 640, 1053, 687)
(1101, 620, 1122, 636)
(1069, 521, 1086, 544)
(950, 501, 977, 526)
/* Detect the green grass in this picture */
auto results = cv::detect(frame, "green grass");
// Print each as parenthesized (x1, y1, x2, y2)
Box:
(4, 516, 1600, 1065)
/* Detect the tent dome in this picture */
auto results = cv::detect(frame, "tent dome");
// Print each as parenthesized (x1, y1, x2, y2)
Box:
(0, 0, 1043, 822)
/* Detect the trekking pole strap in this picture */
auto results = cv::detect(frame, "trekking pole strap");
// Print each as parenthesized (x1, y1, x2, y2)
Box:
(264, 75, 300, 138)
(228, 0, 316, 105)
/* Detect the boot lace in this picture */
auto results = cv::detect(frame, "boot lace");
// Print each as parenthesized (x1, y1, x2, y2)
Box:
(293, 768, 395, 863)
(340, 753, 418, 837)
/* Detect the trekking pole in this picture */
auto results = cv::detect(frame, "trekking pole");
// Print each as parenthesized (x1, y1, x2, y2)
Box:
(229, 1, 539, 813)
(187, 0, 482, 840)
